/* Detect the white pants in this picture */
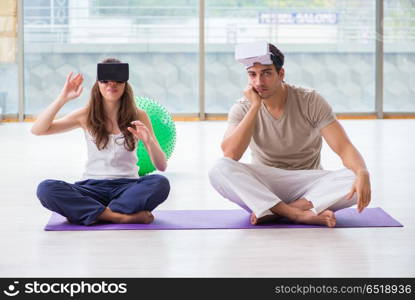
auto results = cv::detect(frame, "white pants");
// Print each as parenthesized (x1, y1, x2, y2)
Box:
(208, 157, 358, 218)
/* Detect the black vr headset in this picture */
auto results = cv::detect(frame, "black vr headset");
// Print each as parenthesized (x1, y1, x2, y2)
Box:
(97, 63, 129, 82)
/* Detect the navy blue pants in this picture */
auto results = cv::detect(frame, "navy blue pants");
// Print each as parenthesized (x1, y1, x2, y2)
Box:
(37, 175, 170, 225)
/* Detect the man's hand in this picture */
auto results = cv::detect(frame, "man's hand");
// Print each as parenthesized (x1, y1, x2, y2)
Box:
(243, 84, 262, 107)
(346, 170, 371, 213)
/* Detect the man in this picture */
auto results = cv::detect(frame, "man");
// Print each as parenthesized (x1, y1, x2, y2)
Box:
(209, 41, 371, 227)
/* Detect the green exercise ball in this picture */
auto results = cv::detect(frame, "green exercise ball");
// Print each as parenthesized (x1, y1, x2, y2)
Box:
(135, 96, 176, 176)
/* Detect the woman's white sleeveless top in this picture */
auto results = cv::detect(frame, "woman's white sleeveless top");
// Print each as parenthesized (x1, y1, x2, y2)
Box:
(82, 130, 139, 180)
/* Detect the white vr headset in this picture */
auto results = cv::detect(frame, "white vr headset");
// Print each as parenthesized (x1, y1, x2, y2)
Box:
(235, 41, 280, 69)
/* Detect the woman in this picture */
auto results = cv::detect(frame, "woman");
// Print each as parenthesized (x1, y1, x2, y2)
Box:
(32, 58, 170, 225)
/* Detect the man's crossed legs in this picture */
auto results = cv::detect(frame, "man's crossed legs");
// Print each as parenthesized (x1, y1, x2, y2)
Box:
(209, 158, 357, 227)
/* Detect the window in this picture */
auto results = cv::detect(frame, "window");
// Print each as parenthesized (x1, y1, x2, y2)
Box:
(384, 0, 415, 112)
(0, 0, 18, 115)
(24, 0, 199, 115)
(205, 0, 376, 113)
(7, 0, 415, 117)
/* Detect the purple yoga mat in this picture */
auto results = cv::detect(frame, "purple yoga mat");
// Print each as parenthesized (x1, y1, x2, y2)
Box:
(44, 207, 402, 231)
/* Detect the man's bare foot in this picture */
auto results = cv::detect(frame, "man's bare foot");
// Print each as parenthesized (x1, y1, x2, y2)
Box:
(119, 211, 154, 224)
(289, 198, 313, 210)
(250, 198, 314, 225)
(250, 213, 281, 225)
(295, 210, 336, 227)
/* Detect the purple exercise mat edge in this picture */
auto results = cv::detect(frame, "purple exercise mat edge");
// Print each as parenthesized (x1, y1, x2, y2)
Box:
(44, 207, 403, 231)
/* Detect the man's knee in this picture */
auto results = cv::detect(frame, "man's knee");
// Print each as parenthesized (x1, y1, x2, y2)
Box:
(208, 157, 242, 182)
(337, 168, 357, 182)
(342, 170, 358, 206)
(328, 193, 358, 212)
(347, 193, 358, 206)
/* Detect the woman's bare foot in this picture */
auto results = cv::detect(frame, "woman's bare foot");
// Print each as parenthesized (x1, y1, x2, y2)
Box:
(97, 208, 154, 224)
(250, 213, 281, 225)
(119, 211, 154, 224)
(295, 210, 336, 227)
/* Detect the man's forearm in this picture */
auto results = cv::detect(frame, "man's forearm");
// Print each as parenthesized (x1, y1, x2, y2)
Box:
(341, 144, 369, 175)
(221, 104, 260, 160)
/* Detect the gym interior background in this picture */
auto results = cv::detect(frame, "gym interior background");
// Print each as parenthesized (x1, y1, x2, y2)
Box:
(1, 0, 414, 119)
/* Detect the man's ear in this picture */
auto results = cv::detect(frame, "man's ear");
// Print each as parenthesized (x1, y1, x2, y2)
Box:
(278, 68, 285, 81)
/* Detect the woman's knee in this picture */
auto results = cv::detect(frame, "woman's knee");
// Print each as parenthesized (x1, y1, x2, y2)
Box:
(36, 179, 70, 209)
(156, 175, 170, 198)
(146, 174, 170, 203)
(37, 180, 59, 206)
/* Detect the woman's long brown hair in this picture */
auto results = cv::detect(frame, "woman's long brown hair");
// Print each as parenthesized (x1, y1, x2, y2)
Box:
(86, 58, 137, 151)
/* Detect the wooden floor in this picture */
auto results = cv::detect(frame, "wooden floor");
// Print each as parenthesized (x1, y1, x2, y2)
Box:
(0, 120, 414, 277)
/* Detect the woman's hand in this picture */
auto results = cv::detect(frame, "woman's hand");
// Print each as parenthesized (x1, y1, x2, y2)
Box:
(128, 120, 153, 145)
(129, 112, 167, 172)
(60, 72, 84, 102)
(30, 72, 84, 136)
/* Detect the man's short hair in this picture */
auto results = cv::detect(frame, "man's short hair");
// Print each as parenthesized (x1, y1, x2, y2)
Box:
(269, 43, 285, 72)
